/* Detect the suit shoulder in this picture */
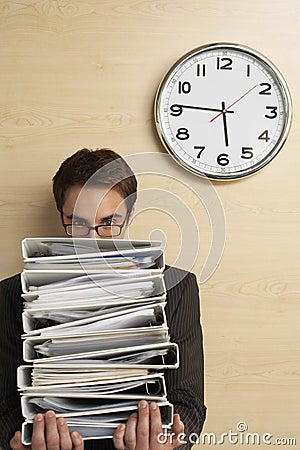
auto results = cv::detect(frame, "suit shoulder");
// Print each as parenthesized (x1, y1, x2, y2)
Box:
(163, 265, 197, 292)
(0, 273, 22, 296)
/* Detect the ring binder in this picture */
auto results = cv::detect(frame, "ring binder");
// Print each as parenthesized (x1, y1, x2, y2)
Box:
(19, 238, 178, 444)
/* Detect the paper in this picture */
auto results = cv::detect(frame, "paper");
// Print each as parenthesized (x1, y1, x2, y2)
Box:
(22, 238, 165, 270)
(19, 238, 177, 445)
(24, 303, 166, 338)
(19, 372, 167, 399)
(21, 402, 173, 444)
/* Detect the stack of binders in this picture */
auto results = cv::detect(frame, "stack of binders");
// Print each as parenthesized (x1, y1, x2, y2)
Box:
(18, 237, 179, 444)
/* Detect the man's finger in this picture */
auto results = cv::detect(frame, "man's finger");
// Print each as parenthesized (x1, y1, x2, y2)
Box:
(136, 400, 150, 450)
(172, 414, 184, 436)
(57, 417, 72, 450)
(44, 410, 59, 450)
(31, 414, 47, 450)
(149, 402, 163, 448)
(71, 431, 84, 450)
(124, 412, 138, 450)
(171, 414, 185, 448)
(9, 431, 28, 450)
(112, 424, 126, 450)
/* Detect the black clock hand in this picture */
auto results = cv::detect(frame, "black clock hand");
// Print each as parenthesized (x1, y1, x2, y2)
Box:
(221, 101, 229, 147)
(210, 84, 258, 122)
(170, 104, 234, 116)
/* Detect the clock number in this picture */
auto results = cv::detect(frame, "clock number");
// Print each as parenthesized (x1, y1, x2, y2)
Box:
(176, 128, 190, 140)
(216, 57, 233, 70)
(246, 64, 251, 77)
(178, 81, 191, 94)
(170, 104, 183, 116)
(241, 147, 254, 159)
(196, 64, 206, 77)
(265, 106, 278, 119)
(217, 153, 230, 166)
(258, 130, 270, 142)
(194, 146, 205, 158)
(259, 83, 272, 95)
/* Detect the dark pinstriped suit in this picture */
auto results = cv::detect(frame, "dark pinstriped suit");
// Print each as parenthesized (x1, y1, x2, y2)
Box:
(0, 266, 206, 450)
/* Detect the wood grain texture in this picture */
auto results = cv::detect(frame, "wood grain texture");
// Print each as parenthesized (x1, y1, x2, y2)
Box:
(0, 0, 299, 447)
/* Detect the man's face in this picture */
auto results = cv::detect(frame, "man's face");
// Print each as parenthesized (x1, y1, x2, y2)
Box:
(61, 184, 132, 239)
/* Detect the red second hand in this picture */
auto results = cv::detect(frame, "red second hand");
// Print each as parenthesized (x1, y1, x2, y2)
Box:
(210, 84, 258, 123)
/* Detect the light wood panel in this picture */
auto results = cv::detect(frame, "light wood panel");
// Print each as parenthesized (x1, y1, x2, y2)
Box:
(0, 0, 299, 447)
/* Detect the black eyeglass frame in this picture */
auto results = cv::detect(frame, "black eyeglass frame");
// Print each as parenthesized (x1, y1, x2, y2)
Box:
(62, 212, 130, 238)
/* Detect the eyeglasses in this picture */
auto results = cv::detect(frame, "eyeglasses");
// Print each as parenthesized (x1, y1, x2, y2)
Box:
(63, 214, 129, 238)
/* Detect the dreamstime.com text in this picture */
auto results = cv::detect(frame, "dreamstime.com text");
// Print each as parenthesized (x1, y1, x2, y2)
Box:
(158, 422, 297, 446)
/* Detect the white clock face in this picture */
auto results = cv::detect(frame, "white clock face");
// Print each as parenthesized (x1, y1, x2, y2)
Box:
(155, 43, 292, 180)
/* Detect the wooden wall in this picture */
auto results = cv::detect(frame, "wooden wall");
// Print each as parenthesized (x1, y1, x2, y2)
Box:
(0, 1, 299, 448)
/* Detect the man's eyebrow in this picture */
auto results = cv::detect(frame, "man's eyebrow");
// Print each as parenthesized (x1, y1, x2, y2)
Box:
(64, 214, 86, 222)
(64, 213, 123, 222)
(100, 213, 123, 221)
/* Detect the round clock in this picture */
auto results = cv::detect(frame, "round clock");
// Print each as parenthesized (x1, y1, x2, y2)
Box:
(155, 43, 292, 180)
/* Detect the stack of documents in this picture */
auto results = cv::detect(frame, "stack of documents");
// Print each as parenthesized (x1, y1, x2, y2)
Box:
(18, 238, 178, 444)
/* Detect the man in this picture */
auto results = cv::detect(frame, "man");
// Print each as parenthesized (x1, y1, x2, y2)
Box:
(0, 148, 206, 450)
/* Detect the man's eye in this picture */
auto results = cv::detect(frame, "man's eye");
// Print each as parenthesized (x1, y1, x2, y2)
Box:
(102, 219, 113, 226)
(73, 221, 87, 227)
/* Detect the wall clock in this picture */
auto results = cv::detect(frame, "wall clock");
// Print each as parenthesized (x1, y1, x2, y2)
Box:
(155, 43, 292, 180)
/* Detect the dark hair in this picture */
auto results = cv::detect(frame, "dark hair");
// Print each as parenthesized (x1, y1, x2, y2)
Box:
(52, 148, 137, 213)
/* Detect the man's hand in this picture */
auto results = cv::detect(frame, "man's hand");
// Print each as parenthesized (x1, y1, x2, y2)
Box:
(113, 401, 184, 450)
(10, 411, 84, 450)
